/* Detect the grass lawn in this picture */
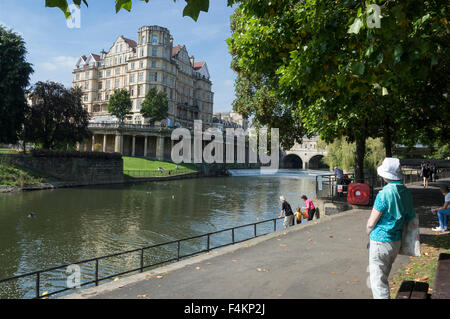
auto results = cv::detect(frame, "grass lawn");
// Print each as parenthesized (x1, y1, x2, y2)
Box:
(390, 234, 450, 297)
(0, 161, 44, 187)
(123, 157, 198, 177)
(0, 148, 17, 154)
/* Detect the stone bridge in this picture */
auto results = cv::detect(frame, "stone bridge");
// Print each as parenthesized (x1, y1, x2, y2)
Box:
(281, 137, 328, 169)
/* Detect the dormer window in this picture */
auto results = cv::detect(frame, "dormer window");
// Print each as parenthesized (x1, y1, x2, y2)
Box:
(152, 35, 158, 45)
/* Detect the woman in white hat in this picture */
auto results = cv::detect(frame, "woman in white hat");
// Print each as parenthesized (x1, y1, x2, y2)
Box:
(366, 157, 415, 299)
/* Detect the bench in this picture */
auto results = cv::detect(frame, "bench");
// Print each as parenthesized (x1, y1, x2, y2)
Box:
(396, 253, 450, 299)
(432, 253, 450, 299)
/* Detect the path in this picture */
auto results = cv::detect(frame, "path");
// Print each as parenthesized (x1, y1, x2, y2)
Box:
(62, 179, 449, 299)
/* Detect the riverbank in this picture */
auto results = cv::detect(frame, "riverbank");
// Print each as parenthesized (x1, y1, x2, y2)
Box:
(62, 179, 450, 299)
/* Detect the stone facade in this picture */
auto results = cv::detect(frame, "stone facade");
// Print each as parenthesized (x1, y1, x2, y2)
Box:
(1, 154, 124, 184)
(73, 25, 214, 129)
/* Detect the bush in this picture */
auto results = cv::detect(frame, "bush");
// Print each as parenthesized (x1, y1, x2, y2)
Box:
(31, 149, 122, 160)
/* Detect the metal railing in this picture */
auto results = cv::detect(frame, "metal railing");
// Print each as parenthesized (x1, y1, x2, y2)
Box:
(88, 122, 170, 130)
(0, 216, 285, 299)
(315, 168, 450, 202)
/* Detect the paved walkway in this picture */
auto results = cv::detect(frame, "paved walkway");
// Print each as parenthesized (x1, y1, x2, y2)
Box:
(63, 179, 450, 299)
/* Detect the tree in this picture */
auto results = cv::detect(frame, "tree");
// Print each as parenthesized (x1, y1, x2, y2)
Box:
(0, 25, 34, 144)
(107, 89, 132, 124)
(227, 0, 449, 181)
(45, 0, 213, 21)
(25, 81, 91, 150)
(140, 87, 169, 126)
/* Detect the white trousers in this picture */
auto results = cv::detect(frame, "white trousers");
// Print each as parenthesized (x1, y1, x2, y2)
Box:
(283, 215, 294, 229)
(369, 239, 401, 299)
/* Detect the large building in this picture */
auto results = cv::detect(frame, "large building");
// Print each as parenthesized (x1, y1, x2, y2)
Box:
(73, 25, 214, 129)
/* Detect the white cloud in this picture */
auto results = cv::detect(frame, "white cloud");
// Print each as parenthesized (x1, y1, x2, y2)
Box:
(40, 56, 78, 71)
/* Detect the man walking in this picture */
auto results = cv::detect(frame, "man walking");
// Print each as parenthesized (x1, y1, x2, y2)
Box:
(279, 196, 294, 229)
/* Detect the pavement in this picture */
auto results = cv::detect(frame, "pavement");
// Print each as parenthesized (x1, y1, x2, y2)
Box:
(62, 178, 450, 299)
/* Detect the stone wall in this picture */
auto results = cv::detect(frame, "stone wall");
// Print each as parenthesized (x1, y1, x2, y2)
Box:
(0, 154, 124, 184)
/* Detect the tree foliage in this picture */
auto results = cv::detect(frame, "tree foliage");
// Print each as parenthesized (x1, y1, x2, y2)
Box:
(318, 137, 385, 171)
(45, 0, 213, 21)
(0, 25, 34, 144)
(140, 87, 169, 125)
(227, 0, 449, 180)
(24, 81, 91, 150)
(107, 89, 132, 124)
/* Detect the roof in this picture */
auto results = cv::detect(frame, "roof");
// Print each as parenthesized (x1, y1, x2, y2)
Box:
(91, 54, 101, 62)
(172, 45, 183, 57)
(122, 37, 137, 48)
(193, 61, 206, 71)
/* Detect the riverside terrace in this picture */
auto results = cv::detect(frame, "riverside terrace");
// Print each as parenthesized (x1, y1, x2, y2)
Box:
(80, 122, 275, 165)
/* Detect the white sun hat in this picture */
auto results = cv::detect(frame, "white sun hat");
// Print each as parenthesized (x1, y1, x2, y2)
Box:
(280, 196, 285, 201)
(377, 157, 403, 181)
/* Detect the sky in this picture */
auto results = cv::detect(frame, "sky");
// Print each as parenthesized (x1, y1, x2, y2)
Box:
(0, 0, 237, 112)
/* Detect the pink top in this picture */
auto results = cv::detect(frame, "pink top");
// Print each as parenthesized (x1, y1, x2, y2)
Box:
(305, 199, 315, 211)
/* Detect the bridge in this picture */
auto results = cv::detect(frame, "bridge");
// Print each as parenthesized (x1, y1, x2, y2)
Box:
(281, 136, 328, 170)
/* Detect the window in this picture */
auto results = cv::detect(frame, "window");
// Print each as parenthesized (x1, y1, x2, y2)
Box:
(130, 74, 135, 83)
(76, 74, 80, 80)
(84, 95, 88, 102)
(120, 44, 123, 52)
(131, 62, 135, 70)
(152, 48, 157, 57)
(138, 85, 142, 96)
(151, 61, 156, 68)
(150, 72, 157, 82)
(136, 100, 142, 111)
(98, 82, 103, 90)
(115, 79, 120, 88)
(98, 71, 103, 78)
(162, 75, 167, 84)
(139, 61, 144, 69)
(119, 56, 122, 64)
(124, 77, 127, 86)
(138, 72, 144, 82)
(140, 48, 144, 57)
(106, 93, 110, 100)
(141, 36, 145, 45)
(114, 58, 117, 65)
(106, 70, 111, 77)
(115, 68, 121, 75)
(84, 82, 89, 90)
(106, 80, 111, 89)
(152, 35, 158, 45)
(85, 71, 90, 79)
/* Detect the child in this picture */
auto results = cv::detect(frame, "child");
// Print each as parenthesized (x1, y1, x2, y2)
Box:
(295, 207, 302, 225)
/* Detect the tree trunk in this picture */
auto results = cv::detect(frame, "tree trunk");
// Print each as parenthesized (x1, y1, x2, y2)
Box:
(383, 116, 393, 157)
(354, 120, 367, 183)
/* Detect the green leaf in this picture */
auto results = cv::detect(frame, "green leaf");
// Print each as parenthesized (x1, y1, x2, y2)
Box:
(45, 0, 70, 18)
(115, 0, 132, 13)
(183, 0, 209, 21)
(351, 62, 365, 75)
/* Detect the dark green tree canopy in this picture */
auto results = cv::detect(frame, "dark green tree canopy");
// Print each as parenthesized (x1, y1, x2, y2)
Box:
(25, 81, 91, 150)
(107, 89, 132, 124)
(0, 25, 34, 144)
(141, 87, 169, 125)
(228, 0, 449, 179)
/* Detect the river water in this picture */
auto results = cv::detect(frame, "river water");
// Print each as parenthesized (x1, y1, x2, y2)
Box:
(0, 169, 330, 298)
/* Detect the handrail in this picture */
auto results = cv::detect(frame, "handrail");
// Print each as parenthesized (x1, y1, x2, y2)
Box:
(0, 216, 285, 299)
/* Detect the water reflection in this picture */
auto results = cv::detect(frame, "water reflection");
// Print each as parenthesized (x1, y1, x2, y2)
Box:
(0, 171, 318, 298)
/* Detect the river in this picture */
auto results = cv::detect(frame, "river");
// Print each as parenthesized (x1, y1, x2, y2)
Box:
(0, 169, 330, 298)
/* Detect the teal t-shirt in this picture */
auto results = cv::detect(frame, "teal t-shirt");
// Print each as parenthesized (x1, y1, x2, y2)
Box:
(370, 181, 415, 242)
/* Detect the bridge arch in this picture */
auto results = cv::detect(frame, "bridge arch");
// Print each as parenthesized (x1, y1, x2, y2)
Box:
(308, 154, 328, 169)
(281, 153, 303, 169)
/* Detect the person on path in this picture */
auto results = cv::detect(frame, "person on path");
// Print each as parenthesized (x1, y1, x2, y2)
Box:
(301, 195, 316, 221)
(279, 196, 294, 229)
(366, 157, 415, 299)
(422, 163, 430, 188)
(294, 207, 302, 225)
(431, 185, 450, 232)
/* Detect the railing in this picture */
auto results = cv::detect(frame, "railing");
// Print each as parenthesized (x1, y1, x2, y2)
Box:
(123, 168, 197, 178)
(88, 122, 170, 130)
(315, 168, 450, 202)
(0, 217, 285, 299)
